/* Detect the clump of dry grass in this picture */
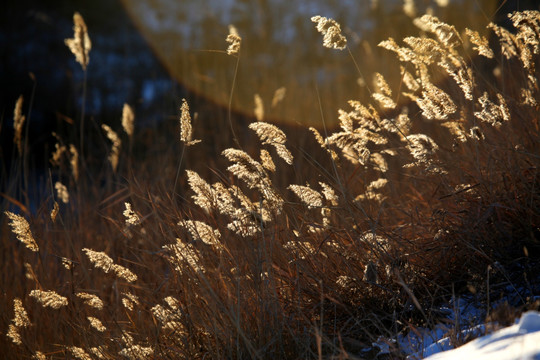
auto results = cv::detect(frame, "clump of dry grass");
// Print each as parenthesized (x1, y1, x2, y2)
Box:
(1, 9, 539, 360)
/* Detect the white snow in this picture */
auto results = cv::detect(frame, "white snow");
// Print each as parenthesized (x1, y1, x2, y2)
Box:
(421, 311, 540, 360)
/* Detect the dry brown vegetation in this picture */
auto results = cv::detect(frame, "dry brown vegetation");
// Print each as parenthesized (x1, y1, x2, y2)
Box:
(1, 8, 539, 360)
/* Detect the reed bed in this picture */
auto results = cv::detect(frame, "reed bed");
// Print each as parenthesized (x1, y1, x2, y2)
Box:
(1, 8, 539, 360)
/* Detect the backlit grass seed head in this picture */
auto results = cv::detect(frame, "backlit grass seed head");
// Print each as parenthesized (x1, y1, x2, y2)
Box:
(466, 28, 494, 58)
(356, 178, 388, 203)
(76, 292, 104, 310)
(55, 181, 69, 204)
(69, 144, 79, 181)
(70, 346, 92, 360)
(405, 134, 439, 162)
(381, 113, 411, 136)
(226, 24, 241, 55)
(521, 87, 538, 106)
(83, 248, 137, 282)
(288, 185, 323, 209)
(260, 149, 276, 172)
(414, 14, 461, 48)
(414, 82, 457, 120)
(511, 11, 540, 55)
(379, 37, 418, 64)
(122, 292, 139, 311)
(152, 297, 184, 331)
(33, 352, 47, 360)
(121, 103, 135, 138)
(248, 121, 293, 164)
(254, 93, 264, 121)
(401, 66, 421, 92)
(65, 12, 91, 70)
(186, 170, 217, 212)
(119, 341, 154, 359)
(88, 317, 106, 332)
(222, 148, 269, 189)
(319, 182, 339, 206)
(24, 262, 36, 280)
(123, 202, 141, 226)
(489, 23, 519, 60)
(372, 73, 396, 109)
(7, 324, 23, 345)
(442, 120, 468, 143)
(5, 211, 39, 252)
(179, 98, 200, 146)
(311, 15, 347, 50)
(12, 298, 30, 328)
(403, 0, 416, 18)
(370, 152, 389, 173)
(179, 220, 221, 246)
(436, 51, 474, 100)
(163, 239, 205, 274)
(29, 290, 68, 309)
(475, 93, 510, 127)
(50, 139, 66, 167)
(469, 126, 485, 141)
(271, 87, 286, 108)
(13, 95, 25, 155)
(62, 257, 74, 270)
(84, 248, 114, 272)
(101, 124, 121, 172)
(284, 241, 317, 259)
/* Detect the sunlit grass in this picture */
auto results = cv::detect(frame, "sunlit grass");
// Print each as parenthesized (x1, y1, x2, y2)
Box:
(1, 6, 539, 360)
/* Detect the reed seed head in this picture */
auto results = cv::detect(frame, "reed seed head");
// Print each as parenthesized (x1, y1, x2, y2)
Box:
(29, 290, 68, 309)
(311, 15, 347, 50)
(65, 12, 91, 70)
(121, 103, 135, 138)
(5, 211, 39, 252)
(179, 98, 200, 146)
(13, 95, 25, 155)
(226, 25, 241, 55)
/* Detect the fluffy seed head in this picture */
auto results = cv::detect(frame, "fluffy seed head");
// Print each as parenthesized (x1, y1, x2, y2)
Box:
(5, 211, 38, 252)
(87, 317, 106, 332)
(179, 98, 200, 146)
(55, 182, 69, 204)
(226, 25, 241, 55)
(121, 103, 135, 138)
(76, 292, 104, 310)
(254, 94, 264, 121)
(311, 15, 347, 50)
(13, 95, 25, 155)
(288, 184, 323, 209)
(64, 12, 91, 70)
(29, 290, 68, 309)
(248, 121, 293, 164)
(179, 220, 221, 246)
(123, 202, 141, 226)
(101, 124, 121, 172)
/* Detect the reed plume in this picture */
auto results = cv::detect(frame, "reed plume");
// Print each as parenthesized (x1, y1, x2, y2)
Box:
(29, 290, 68, 309)
(65, 12, 91, 70)
(311, 15, 347, 50)
(101, 124, 121, 172)
(179, 98, 200, 146)
(121, 103, 135, 138)
(226, 24, 241, 55)
(13, 95, 25, 155)
(5, 211, 38, 252)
